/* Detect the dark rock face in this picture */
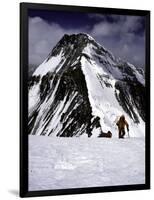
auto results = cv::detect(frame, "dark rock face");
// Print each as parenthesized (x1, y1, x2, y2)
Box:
(28, 75, 40, 88)
(39, 73, 51, 100)
(115, 81, 139, 123)
(29, 60, 102, 137)
(114, 63, 145, 123)
(47, 65, 93, 137)
(28, 33, 145, 137)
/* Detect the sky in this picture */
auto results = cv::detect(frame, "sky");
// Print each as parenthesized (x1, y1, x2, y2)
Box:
(28, 9, 145, 69)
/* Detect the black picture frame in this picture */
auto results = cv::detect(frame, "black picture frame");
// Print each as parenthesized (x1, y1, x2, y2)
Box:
(20, 2, 150, 198)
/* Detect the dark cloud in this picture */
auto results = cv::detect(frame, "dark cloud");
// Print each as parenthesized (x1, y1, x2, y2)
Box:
(29, 12, 145, 69)
(89, 15, 145, 67)
(29, 17, 85, 66)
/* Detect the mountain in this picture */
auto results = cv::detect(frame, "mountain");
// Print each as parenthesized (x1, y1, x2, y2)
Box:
(28, 33, 145, 137)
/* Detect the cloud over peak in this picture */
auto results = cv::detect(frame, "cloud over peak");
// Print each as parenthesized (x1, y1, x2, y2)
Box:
(29, 13, 145, 69)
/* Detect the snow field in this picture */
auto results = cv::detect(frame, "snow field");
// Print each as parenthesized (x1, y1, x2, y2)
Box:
(29, 135, 145, 191)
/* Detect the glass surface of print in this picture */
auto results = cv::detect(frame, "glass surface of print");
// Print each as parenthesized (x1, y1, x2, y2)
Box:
(28, 9, 146, 191)
(20, 3, 150, 197)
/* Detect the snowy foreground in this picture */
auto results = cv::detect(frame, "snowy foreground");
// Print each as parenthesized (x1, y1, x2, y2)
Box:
(29, 135, 145, 191)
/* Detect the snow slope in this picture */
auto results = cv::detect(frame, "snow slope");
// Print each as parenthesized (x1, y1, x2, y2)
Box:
(80, 50, 145, 138)
(29, 135, 145, 191)
(33, 51, 63, 77)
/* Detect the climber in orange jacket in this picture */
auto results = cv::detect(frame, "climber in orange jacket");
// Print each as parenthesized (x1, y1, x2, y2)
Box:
(116, 115, 129, 138)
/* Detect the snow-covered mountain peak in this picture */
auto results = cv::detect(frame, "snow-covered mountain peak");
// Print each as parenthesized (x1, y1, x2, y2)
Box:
(33, 33, 144, 82)
(33, 33, 117, 77)
(33, 33, 95, 76)
(29, 33, 145, 138)
(58, 33, 96, 46)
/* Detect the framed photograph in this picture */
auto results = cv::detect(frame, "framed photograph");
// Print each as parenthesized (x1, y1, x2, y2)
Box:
(20, 2, 150, 197)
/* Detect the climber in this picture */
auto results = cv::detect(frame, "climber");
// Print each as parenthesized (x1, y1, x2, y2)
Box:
(116, 115, 129, 138)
